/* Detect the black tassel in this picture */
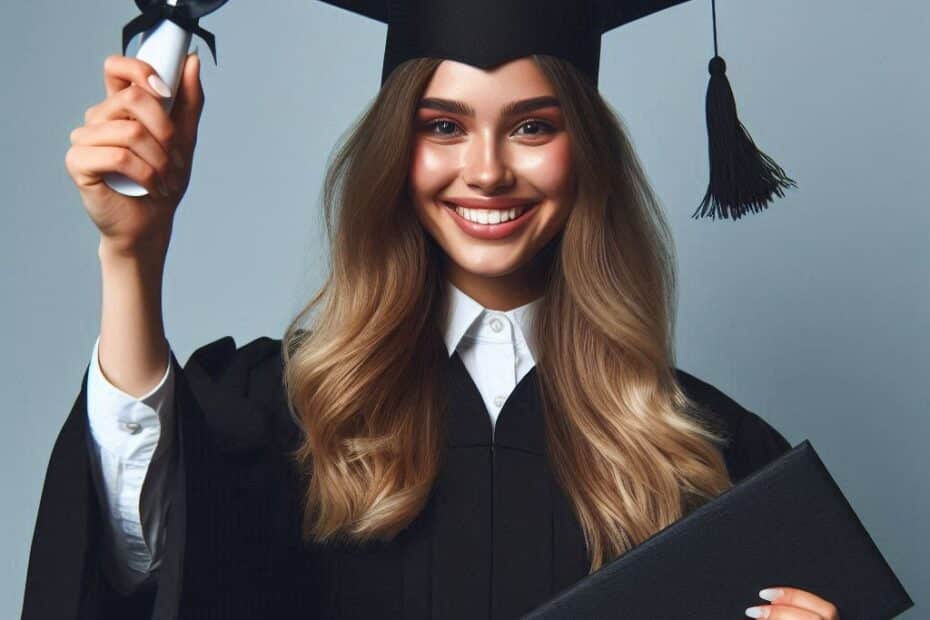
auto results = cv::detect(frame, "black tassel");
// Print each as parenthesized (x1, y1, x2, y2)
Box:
(693, 0, 796, 221)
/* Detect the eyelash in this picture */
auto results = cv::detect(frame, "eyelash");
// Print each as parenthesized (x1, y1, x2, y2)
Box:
(423, 118, 555, 138)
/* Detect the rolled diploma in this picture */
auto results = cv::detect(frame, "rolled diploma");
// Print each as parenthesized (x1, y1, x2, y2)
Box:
(104, 0, 193, 197)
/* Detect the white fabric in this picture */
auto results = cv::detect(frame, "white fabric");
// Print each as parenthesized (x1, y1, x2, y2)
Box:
(442, 279, 540, 435)
(85, 279, 541, 591)
(86, 335, 174, 594)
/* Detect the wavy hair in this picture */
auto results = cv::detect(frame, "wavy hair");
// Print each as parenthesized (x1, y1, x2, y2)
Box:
(281, 54, 734, 572)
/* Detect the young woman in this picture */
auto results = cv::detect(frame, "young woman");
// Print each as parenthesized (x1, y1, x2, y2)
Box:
(24, 33, 840, 620)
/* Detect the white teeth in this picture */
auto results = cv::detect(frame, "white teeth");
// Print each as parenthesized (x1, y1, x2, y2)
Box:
(453, 204, 531, 224)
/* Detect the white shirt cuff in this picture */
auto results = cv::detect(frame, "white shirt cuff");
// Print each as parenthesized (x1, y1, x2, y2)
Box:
(86, 334, 174, 462)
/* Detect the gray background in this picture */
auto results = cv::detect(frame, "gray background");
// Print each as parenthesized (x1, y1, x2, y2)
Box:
(2, 0, 926, 616)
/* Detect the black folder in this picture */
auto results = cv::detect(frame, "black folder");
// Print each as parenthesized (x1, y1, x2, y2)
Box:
(524, 440, 914, 619)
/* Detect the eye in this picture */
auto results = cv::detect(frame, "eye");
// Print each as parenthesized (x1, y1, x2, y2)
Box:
(423, 118, 556, 139)
(425, 119, 462, 137)
(513, 119, 555, 137)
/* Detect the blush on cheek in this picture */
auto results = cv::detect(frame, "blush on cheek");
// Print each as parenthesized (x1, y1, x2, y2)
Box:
(410, 144, 459, 196)
(410, 149, 439, 182)
(517, 138, 573, 198)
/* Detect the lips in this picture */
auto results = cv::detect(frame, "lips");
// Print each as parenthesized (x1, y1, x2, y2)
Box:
(443, 199, 541, 240)
(442, 200, 538, 214)
(441, 197, 540, 210)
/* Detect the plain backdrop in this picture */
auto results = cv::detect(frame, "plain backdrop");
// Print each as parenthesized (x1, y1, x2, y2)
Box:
(2, 0, 926, 616)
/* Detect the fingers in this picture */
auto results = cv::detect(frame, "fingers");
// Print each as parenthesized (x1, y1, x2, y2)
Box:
(84, 83, 175, 152)
(103, 54, 171, 100)
(746, 586, 840, 620)
(65, 144, 167, 198)
(70, 120, 175, 190)
(768, 587, 839, 619)
(82, 52, 201, 200)
(169, 51, 204, 163)
(173, 51, 204, 124)
(750, 606, 822, 619)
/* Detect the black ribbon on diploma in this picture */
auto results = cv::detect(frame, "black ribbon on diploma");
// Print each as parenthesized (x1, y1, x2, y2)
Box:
(121, 0, 230, 64)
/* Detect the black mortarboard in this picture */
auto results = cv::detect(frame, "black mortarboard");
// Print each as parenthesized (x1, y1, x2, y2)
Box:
(318, 0, 797, 220)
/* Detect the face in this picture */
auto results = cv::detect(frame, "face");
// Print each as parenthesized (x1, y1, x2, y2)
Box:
(408, 57, 576, 309)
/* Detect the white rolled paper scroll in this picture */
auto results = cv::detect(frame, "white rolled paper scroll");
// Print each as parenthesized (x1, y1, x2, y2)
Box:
(104, 0, 193, 197)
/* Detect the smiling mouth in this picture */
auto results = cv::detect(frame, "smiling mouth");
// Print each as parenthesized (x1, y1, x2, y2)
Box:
(441, 200, 539, 224)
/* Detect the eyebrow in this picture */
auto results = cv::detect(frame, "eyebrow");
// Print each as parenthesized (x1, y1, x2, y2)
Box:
(417, 95, 561, 117)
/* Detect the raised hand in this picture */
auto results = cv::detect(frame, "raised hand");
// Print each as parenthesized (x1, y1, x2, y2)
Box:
(65, 51, 204, 259)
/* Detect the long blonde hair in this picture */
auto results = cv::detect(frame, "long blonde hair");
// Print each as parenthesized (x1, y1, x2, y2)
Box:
(281, 54, 733, 573)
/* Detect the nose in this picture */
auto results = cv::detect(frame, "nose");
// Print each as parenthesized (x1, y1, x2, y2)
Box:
(461, 131, 515, 193)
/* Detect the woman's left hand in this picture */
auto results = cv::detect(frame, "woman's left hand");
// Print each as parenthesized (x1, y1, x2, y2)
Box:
(745, 586, 840, 619)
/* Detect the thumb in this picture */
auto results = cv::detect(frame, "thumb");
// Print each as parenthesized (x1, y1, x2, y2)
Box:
(171, 49, 204, 149)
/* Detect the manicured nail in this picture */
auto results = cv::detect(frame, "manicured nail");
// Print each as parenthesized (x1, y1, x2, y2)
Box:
(171, 147, 185, 169)
(148, 73, 171, 98)
(745, 606, 770, 618)
(759, 588, 784, 602)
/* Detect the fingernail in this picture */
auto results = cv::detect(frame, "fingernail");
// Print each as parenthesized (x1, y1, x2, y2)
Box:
(745, 606, 769, 619)
(759, 588, 784, 602)
(171, 147, 185, 169)
(148, 73, 172, 98)
(188, 44, 200, 58)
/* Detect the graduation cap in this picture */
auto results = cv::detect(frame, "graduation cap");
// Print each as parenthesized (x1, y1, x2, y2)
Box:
(319, 0, 797, 220)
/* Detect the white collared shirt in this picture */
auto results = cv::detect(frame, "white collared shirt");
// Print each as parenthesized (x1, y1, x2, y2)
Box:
(86, 335, 173, 593)
(443, 279, 541, 435)
(84, 279, 541, 593)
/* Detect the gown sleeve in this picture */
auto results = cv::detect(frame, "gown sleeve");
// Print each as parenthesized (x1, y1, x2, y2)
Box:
(726, 408, 792, 482)
(674, 367, 793, 484)
(21, 334, 290, 620)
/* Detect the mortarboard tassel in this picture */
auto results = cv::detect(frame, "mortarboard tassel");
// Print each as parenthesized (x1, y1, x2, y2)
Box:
(692, 0, 797, 220)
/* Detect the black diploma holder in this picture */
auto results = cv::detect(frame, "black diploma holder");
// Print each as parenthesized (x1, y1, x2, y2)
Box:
(525, 440, 914, 619)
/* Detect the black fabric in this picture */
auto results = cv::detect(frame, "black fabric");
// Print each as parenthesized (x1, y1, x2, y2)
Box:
(23, 335, 792, 619)
(526, 441, 916, 619)
(318, 0, 692, 85)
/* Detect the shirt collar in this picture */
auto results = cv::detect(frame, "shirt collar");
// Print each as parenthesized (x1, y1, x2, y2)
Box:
(442, 279, 542, 362)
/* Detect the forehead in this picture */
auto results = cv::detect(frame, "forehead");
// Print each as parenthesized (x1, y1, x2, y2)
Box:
(421, 57, 556, 102)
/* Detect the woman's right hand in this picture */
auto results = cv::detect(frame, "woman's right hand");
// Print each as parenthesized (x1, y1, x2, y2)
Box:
(66, 52, 204, 258)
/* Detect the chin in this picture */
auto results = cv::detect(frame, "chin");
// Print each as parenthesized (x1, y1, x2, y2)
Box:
(442, 247, 533, 277)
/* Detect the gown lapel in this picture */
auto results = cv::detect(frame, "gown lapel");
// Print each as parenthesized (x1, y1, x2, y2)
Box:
(427, 351, 588, 619)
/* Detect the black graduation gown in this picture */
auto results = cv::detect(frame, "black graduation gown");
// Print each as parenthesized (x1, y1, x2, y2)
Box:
(22, 335, 792, 619)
